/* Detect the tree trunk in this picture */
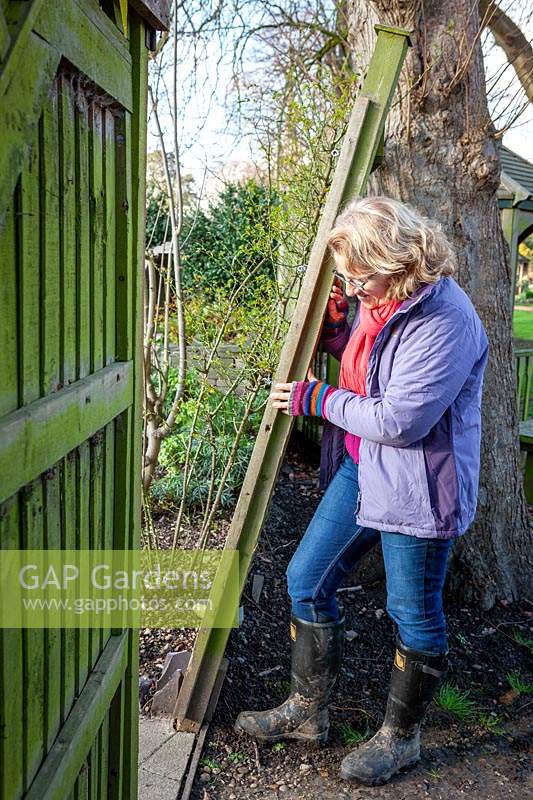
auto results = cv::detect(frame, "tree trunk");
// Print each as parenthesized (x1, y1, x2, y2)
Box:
(346, 0, 532, 607)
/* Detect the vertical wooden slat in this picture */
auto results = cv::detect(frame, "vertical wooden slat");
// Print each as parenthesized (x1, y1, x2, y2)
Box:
(520, 355, 527, 418)
(76, 760, 89, 800)
(517, 353, 525, 419)
(0, 5, 10, 62)
(75, 93, 91, 381)
(104, 109, 116, 366)
(75, 91, 93, 681)
(0, 494, 24, 800)
(59, 73, 79, 726)
(325, 348, 340, 387)
(109, 103, 134, 799)
(123, 17, 148, 795)
(90, 431, 105, 667)
(40, 85, 61, 397)
(102, 103, 117, 654)
(103, 100, 117, 672)
(92, 727, 101, 800)
(22, 478, 46, 792)
(61, 450, 78, 723)
(87, 745, 96, 800)
(89, 102, 105, 373)
(59, 74, 78, 387)
(18, 148, 40, 407)
(76, 441, 90, 693)
(13, 146, 44, 791)
(107, 678, 125, 800)
(41, 85, 63, 754)
(101, 420, 115, 650)
(99, 714, 110, 800)
(43, 464, 62, 752)
(130, 3, 148, 416)
(112, 104, 132, 569)
(89, 100, 106, 661)
(114, 108, 133, 365)
(526, 353, 533, 419)
(0, 198, 18, 417)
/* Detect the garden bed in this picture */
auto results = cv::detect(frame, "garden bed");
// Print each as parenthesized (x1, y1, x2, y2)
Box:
(141, 434, 533, 798)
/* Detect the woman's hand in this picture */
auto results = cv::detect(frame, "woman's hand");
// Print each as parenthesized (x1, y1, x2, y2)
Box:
(270, 368, 318, 415)
(325, 283, 349, 326)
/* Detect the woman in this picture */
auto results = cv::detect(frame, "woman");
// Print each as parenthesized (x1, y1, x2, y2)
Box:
(234, 196, 489, 786)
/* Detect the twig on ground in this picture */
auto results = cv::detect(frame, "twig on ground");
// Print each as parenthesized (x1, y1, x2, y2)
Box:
(242, 592, 279, 621)
(253, 740, 261, 772)
(258, 665, 282, 677)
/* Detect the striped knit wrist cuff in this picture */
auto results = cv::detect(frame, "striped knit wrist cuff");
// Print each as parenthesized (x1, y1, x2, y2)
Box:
(304, 381, 322, 416)
(286, 380, 335, 418)
(286, 379, 339, 418)
(321, 385, 336, 420)
(287, 381, 306, 416)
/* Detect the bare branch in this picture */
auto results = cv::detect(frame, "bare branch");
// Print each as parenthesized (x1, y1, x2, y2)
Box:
(480, 0, 533, 103)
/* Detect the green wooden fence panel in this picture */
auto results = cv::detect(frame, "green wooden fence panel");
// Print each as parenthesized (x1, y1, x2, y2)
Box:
(0, 1, 168, 797)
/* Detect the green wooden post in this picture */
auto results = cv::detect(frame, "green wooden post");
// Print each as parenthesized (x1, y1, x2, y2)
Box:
(519, 420, 533, 503)
(501, 205, 520, 311)
(174, 25, 412, 732)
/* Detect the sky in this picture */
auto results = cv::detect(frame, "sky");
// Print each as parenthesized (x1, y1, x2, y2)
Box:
(147, 4, 533, 198)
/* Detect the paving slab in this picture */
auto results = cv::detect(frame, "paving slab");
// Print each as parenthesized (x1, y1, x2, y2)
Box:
(142, 729, 196, 781)
(138, 768, 181, 800)
(139, 716, 196, 800)
(139, 717, 176, 763)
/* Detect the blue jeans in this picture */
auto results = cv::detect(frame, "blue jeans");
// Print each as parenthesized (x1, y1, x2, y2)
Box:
(286, 454, 453, 654)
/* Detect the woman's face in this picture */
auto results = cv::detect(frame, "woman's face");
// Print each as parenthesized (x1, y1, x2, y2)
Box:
(333, 257, 391, 308)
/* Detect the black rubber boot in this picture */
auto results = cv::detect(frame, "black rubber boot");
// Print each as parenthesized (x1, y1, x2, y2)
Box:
(234, 612, 345, 743)
(340, 633, 448, 785)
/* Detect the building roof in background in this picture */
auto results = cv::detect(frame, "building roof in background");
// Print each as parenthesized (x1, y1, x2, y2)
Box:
(499, 144, 533, 201)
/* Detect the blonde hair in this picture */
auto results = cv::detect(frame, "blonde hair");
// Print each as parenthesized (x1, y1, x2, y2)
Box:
(327, 196, 456, 301)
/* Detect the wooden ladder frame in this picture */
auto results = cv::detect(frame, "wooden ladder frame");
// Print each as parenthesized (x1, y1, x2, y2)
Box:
(173, 24, 412, 733)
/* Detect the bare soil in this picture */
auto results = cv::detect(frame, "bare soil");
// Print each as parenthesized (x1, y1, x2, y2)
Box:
(141, 434, 533, 799)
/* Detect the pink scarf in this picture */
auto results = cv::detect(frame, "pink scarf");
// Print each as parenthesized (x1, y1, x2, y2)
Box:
(340, 298, 401, 462)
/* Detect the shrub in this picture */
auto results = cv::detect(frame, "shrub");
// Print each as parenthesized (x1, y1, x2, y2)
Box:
(179, 180, 280, 301)
(150, 366, 269, 511)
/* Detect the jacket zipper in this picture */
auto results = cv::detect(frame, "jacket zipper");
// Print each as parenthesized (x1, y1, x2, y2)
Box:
(364, 281, 441, 394)
(352, 280, 441, 520)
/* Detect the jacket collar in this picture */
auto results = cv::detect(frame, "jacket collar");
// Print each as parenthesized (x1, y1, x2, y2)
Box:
(397, 278, 442, 313)
(352, 277, 443, 329)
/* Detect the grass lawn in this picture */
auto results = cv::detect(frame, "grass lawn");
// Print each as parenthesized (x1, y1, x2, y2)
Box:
(513, 308, 533, 342)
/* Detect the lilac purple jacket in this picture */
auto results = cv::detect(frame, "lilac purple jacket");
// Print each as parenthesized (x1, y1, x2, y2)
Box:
(319, 276, 489, 539)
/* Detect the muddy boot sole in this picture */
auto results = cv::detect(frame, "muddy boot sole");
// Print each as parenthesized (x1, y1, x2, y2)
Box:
(340, 753, 419, 785)
(233, 716, 329, 745)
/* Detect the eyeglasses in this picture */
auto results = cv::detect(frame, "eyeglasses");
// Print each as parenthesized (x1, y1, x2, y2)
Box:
(331, 268, 374, 294)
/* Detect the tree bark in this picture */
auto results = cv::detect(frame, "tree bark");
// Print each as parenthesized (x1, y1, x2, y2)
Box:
(347, 0, 532, 607)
